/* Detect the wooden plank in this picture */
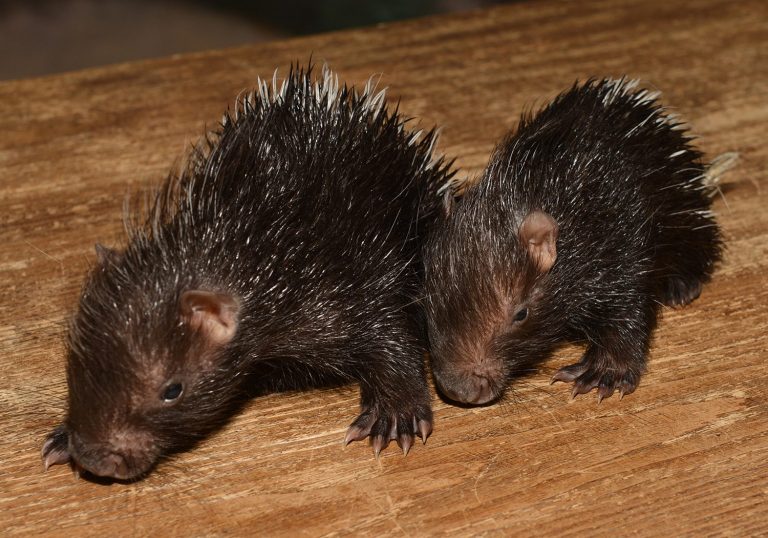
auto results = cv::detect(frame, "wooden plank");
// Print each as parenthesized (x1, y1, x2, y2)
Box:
(1, 0, 766, 535)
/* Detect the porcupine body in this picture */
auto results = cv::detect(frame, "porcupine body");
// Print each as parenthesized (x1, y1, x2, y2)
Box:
(424, 79, 722, 405)
(42, 65, 454, 480)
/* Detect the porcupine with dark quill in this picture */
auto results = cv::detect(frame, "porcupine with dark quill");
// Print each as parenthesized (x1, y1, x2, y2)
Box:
(424, 79, 724, 405)
(42, 66, 455, 480)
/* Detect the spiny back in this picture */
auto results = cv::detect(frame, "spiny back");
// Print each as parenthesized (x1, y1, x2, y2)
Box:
(71, 64, 455, 366)
(481, 79, 714, 220)
(115, 65, 449, 292)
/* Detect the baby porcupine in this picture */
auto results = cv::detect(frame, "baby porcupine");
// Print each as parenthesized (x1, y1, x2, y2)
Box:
(42, 65, 455, 480)
(424, 79, 723, 405)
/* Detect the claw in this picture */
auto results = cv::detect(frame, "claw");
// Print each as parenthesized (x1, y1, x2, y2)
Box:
(552, 363, 588, 384)
(398, 434, 413, 456)
(619, 382, 637, 398)
(372, 435, 390, 458)
(388, 420, 398, 441)
(43, 448, 71, 471)
(345, 424, 370, 445)
(417, 419, 432, 444)
(345, 409, 375, 445)
(571, 378, 598, 398)
(41, 426, 71, 471)
(597, 383, 616, 403)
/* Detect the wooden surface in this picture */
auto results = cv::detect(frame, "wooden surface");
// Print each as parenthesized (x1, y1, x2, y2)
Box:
(1, 0, 767, 535)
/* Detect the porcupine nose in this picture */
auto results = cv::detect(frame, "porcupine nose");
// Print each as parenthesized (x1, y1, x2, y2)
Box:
(69, 430, 134, 479)
(105, 453, 128, 478)
(437, 374, 496, 405)
(80, 452, 130, 479)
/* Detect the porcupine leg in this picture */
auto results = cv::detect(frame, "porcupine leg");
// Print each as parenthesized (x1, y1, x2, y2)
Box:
(659, 276, 703, 307)
(654, 223, 718, 307)
(344, 337, 433, 456)
(550, 342, 645, 401)
(551, 298, 658, 401)
(653, 170, 723, 308)
(656, 224, 720, 308)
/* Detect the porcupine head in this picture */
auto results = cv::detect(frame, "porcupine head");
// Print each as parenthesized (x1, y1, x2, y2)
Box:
(424, 182, 560, 406)
(42, 240, 244, 480)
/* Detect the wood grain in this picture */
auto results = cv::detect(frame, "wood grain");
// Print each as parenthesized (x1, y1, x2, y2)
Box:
(1, 0, 766, 535)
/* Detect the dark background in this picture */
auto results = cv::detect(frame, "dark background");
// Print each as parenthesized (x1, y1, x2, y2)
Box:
(0, 0, 506, 80)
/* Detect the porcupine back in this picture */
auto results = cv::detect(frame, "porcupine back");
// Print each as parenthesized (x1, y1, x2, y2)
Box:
(46, 65, 453, 480)
(478, 78, 722, 331)
(132, 65, 449, 361)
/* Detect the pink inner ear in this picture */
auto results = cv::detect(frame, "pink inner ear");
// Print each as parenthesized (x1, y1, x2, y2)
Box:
(519, 211, 559, 272)
(179, 290, 239, 346)
(94, 243, 120, 265)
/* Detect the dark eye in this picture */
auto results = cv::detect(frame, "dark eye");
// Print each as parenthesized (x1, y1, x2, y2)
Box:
(161, 382, 183, 403)
(513, 307, 528, 323)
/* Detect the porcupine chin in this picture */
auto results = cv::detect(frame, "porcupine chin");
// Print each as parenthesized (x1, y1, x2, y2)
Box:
(424, 78, 724, 406)
(41, 64, 455, 481)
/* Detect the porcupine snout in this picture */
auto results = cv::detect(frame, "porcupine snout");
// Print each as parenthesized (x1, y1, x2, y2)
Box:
(432, 346, 505, 405)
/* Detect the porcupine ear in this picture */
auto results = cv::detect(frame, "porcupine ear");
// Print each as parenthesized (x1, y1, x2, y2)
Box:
(179, 290, 240, 346)
(518, 211, 558, 273)
(94, 243, 120, 265)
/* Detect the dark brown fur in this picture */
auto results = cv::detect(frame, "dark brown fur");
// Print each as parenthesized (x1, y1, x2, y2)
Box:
(424, 79, 723, 405)
(42, 65, 455, 480)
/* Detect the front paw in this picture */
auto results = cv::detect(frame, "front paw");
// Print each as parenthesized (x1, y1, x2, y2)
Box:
(345, 401, 432, 457)
(42, 424, 71, 470)
(551, 360, 641, 402)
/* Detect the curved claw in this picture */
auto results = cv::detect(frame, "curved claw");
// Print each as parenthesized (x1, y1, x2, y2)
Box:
(344, 424, 371, 445)
(597, 383, 616, 403)
(619, 380, 637, 399)
(397, 433, 413, 456)
(570, 378, 598, 399)
(345, 409, 375, 445)
(372, 435, 390, 458)
(417, 419, 432, 444)
(41, 425, 71, 471)
(552, 363, 589, 384)
(43, 446, 71, 471)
